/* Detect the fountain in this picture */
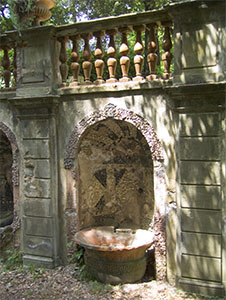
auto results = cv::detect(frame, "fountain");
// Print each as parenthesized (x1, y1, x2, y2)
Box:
(74, 226, 155, 284)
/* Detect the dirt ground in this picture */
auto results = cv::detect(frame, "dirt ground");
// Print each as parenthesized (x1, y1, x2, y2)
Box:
(0, 262, 223, 300)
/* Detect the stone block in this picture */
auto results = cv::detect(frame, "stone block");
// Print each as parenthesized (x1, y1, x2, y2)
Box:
(23, 140, 50, 159)
(34, 160, 51, 179)
(23, 255, 57, 269)
(16, 26, 60, 93)
(21, 42, 46, 84)
(24, 159, 50, 179)
(178, 280, 224, 298)
(181, 255, 221, 282)
(181, 185, 221, 209)
(24, 217, 53, 237)
(21, 119, 50, 138)
(181, 24, 217, 69)
(24, 198, 52, 217)
(181, 209, 221, 234)
(180, 137, 219, 161)
(24, 236, 53, 257)
(180, 161, 221, 185)
(181, 232, 221, 258)
(24, 179, 51, 198)
(180, 113, 219, 137)
(176, 66, 224, 84)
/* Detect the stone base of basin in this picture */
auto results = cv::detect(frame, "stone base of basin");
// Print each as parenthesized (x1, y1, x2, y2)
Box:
(74, 226, 155, 284)
(85, 248, 147, 284)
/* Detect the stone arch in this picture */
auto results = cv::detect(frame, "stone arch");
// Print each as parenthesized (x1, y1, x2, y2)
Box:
(0, 122, 20, 237)
(0, 122, 19, 187)
(64, 103, 164, 170)
(64, 104, 167, 280)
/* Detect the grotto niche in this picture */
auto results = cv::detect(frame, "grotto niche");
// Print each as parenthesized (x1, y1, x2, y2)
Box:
(77, 118, 155, 230)
(0, 130, 14, 227)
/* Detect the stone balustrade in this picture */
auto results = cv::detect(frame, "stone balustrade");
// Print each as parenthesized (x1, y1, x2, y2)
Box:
(0, 44, 17, 90)
(0, 8, 173, 90)
(56, 10, 173, 87)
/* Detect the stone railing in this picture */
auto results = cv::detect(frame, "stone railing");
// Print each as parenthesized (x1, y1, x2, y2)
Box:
(56, 9, 173, 87)
(0, 36, 17, 90)
(0, 8, 173, 90)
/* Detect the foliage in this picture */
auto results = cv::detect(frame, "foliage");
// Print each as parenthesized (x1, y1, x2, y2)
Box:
(1, 249, 23, 271)
(66, 241, 96, 281)
(0, 1, 12, 32)
(9, 0, 35, 20)
(67, 241, 84, 265)
(26, 264, 46, 280)
(0, 49, 15, 89)
(0, 0, 172, 32)
(0, 0, 35, 33)
(54, 0, 171, 21)
(89, 280, 112, 294)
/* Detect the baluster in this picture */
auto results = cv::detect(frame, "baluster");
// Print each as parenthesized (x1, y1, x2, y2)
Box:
(93, 31, 105, 84)
(81, 33, 93, 84)
(69, 35, 81, 86)
(106, 29, 118, 83)
(133, 25, 145, 81)
(119, 27, 131, 82)
(162, 22, 173, 80)
(1, 47, 11, 88)
(13, 47, 17, 86)
(58, 37, 69, 87)
(146, 23, 158, 81)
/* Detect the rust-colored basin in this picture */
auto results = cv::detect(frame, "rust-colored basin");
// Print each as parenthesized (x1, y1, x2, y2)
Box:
(74, 226, 155, 284)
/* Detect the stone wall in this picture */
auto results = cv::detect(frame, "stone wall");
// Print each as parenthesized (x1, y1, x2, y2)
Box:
(0, 0, 225, 296)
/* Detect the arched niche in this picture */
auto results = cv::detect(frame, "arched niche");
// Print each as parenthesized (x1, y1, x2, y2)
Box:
(0, 123, 20, 237)
(0, 130, 14, 225)
(64, 104, 164, 230)
(64, 104, 167, 279)
(77, 118, 154, 230)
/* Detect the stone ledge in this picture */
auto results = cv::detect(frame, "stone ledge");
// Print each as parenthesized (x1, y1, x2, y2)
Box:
(23, 254, 60, 269)
(58, 79, 173, 96)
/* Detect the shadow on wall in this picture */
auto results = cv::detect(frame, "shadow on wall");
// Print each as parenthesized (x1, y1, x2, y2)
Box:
(179, 112, 222, 285)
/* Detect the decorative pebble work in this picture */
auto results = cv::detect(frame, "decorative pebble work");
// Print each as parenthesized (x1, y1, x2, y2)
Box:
(0, 122, 19, 186)
(64, 103, 164, 169)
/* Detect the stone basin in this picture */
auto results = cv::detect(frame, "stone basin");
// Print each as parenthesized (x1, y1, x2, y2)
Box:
(74, 226, 155, 284)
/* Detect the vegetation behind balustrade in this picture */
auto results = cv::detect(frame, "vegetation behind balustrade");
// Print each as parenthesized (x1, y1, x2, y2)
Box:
(0, 8, 173, 89)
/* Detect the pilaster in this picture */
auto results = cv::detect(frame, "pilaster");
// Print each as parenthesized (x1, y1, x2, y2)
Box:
(14, 97, 60, 268)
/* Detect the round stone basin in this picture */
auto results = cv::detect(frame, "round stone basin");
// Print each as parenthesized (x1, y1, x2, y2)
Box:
(74, 226, 155, 284)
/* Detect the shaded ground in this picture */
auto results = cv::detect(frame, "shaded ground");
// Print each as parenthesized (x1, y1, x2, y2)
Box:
(0, 262, 223, 300)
